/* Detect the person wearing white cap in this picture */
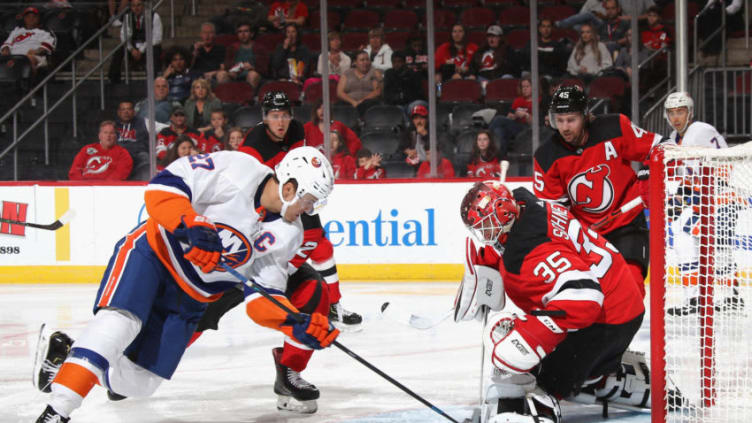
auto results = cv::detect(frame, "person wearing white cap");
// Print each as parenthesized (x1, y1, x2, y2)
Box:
(469, 25, 515, 81)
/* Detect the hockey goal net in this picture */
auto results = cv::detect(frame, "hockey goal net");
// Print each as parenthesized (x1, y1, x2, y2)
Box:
(650, 142, 752, 423)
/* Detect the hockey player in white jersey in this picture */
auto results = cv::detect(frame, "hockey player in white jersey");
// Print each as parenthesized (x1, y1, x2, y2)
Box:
(663, 91, 744, 316)
(664, 91, 727, 148)
(33, 147, 339, 423)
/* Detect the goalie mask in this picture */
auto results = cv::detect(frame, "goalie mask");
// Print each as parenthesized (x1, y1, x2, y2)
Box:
(460, 181, 519, 246)
(275, 146, 334, 218)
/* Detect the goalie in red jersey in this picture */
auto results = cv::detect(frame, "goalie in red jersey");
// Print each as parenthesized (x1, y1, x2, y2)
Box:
(455, 181, 649, 422)
(533, 86, 668, 297)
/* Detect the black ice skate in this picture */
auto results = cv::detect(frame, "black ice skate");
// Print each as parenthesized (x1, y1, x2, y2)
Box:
(33, 324, 73, 393)
(35, 405, 70, 423)
(667, 290, 745, 317)
(329, 302, 362, 327)
(272, 347, 319, 414)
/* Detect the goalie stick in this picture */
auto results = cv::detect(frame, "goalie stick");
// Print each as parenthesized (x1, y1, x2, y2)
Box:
(0, 209, 75, 231)
(219, 262, 460, 423)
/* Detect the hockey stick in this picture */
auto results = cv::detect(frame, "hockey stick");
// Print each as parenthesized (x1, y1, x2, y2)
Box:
(0, 209, 75, 231)
(219, 262, 460, 423)
(591, 197, 643, 230)
(379, 302, 453, 330)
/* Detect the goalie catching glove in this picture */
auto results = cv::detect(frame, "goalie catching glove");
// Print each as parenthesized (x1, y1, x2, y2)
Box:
(173, 215, 223, 273)
(282, 312, 340, 350)
(485, 312, 566, 374)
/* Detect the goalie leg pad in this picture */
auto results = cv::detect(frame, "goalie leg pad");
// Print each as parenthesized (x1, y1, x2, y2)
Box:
(486, 388, 562, 423)
(570, 350, 651, 408)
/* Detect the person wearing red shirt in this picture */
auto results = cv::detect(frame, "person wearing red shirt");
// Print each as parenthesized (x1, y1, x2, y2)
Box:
(466, 130, 502, 178)
(330, 130, 355, 180)
(641, 6, 671, 51)
(489, 77, 535, 157)
(156, 107, 201, 161)
(417, 142, 455, 178)
(434, 24, 478, 82)
(303, 100, 361, 155)
(268, 0, 308, 30)
(533, 86, 667, 297)
(455, 182, 649, 419)
(196, 109, 227, 153)
(354, 148, 386, 179)
(69, 121, 133, 180)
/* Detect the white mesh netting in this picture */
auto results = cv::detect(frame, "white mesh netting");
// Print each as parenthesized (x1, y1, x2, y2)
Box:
(660, 142, 752, 423)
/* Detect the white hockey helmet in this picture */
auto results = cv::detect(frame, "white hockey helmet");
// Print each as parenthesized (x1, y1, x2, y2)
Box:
(663, 91, 694, 133)
(275, 146, 334, 217)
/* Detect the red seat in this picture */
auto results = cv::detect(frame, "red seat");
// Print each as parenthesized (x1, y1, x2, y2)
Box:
(733, 73, 751, 95)
(484, 0, 518, 6)
(440, 79, 483, 103)
(303, 81, 339, 105)
(558, 78, 585, 91)
(367, 0, 401, 7)
(552, 28, 578, 44)
(384, 31, 410, 50)
(328, 0, 359, 8)
(466, 31, 487, 47)
(214, 82, 255, 105)
(433, 9, 457, 30)
(301, 32, 323, 52)
(540, 5, 576, 22)
(255, 33, 284, 52)
(343, 9, 380, 31)
(383, 9, 419, 30)
(214, 34, 238, 48)
(309, 10, 341, 31)
(498, 6, 529, 28)
(505, 29, 529, 50)
(434, 30, 450, 44)
(257, 81, 302, 104)
(588, 76, 627, 99)
(443, 0, 478, 8)
(405, 0, 439, 8)
(484, 78, 519, 103)
(461, 7, 496, 29)
(341, 32, 369, 52)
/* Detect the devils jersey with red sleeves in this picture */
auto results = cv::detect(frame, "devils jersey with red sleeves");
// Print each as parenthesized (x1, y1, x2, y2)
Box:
(500, 188, 644, 330)
(239, 120, 306, 168)
(533, 114, 662, 234)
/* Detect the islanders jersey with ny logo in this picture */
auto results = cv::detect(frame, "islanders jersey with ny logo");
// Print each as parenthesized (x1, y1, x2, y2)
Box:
(144, 150, 303, 303)
(533, 114, 663, 233)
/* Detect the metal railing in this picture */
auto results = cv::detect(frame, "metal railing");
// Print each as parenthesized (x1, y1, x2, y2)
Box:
(700, 67, 752, 140)
(0, 0, 175, 180)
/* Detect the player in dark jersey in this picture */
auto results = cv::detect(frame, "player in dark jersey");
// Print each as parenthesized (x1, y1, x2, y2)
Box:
(455, 181, 649, 422)
(533, 86, 666, 297)
(187, 92, 360, 412)
(239, 91, 362, 326)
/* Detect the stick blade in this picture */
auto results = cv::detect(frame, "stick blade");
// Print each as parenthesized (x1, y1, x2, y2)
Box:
(58, 209, 75, 225)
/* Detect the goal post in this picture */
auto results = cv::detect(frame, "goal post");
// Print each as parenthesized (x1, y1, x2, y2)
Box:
(650, 142, 752, 423)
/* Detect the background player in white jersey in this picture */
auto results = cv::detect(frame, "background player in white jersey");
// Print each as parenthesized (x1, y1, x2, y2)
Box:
(455, 181, 649, 423)
(663, 91, 744, 315)
(32, 147, 339, 423)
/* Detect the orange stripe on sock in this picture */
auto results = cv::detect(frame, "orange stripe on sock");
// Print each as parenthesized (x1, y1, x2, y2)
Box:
(53, 362, 98, 398)
(98, 224, 147, 308)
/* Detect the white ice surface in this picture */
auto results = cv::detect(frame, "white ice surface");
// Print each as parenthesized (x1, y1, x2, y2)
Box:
(0, 283, 651, 423)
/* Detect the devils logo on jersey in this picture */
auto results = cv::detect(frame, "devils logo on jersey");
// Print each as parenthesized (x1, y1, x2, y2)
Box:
(215, 223, 252, 270)
(567, 164, 615, 214)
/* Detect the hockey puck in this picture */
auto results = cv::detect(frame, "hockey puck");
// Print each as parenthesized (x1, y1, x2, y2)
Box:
(380, 302, 390, 313)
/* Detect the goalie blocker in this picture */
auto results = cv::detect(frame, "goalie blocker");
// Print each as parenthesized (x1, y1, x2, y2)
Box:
(456, 181, 648, 421)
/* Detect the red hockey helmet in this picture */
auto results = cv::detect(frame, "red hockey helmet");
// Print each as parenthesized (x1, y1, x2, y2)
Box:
(460, 181, 519, 245)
